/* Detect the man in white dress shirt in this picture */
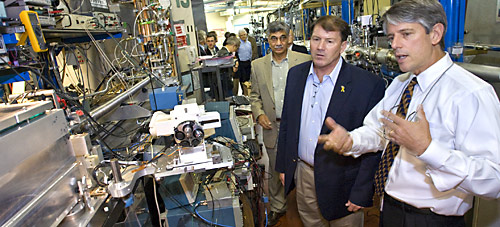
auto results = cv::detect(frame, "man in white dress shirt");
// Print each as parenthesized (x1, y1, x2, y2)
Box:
(317, 0, 500, 226)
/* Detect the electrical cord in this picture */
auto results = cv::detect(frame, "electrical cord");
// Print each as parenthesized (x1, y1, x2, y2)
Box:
(0, 55, 36, 91)
(209, 136, 267, 185)
(194, 202, 234, 227)
(265, 207, 268, 227)
(99, 19, 168, 88)
(111, 134, 151, 152)
(92, 162, 109, 187)
(152, 176, 162, 227)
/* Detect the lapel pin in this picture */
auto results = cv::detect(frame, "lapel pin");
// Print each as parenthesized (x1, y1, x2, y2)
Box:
(341, 85, 345, 93)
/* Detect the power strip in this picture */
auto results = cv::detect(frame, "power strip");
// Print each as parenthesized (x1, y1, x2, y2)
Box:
(56, 13, 121, 30)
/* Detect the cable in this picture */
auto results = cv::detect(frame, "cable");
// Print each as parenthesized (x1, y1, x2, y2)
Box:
(215, 137, 265, 180)
(112, 135, 151, 152)
(265, 207, 268, 227)
(92, 162, 109, 187)
(100, 27, 167, 87)
(153, 177, 162, 227)
(0, 55, 36, 90)
(158, 183, 200, 219)
(69, 0, 86, 14)
(59, 93, 139, 160)
(204, 185, 215, 227)
(194, 202, 235, 227)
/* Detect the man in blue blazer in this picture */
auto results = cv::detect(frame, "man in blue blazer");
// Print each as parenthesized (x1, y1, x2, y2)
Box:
(276, 16, 385, 226)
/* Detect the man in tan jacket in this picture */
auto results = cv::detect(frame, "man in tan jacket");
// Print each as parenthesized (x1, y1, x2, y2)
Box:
(250, 21, 311, 226)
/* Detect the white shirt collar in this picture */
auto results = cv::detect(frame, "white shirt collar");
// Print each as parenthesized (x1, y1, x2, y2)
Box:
(412, 52, 453, 92)
(307, 58, 343, 83)
(271, 52, 289, 64)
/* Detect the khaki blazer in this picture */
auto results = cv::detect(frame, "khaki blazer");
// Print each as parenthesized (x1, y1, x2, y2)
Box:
(250, 51, 311, 148)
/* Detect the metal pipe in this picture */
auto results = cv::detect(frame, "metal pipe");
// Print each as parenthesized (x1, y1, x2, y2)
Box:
(64, 73, 120, 100)
(464, 43, 500, 51)
(456, 62, 500, 83)
(90, 77, 151, 120)
(110, 159, 123, 183)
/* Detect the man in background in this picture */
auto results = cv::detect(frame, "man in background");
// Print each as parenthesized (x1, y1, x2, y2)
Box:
(207, 31, 219, 50)
(223, 32, 235, 46)
(236, 29, 252, 96)
(250, 21, 311, 226)
(212, 36, 239, 98)
(206, 33, 219, 56)
(276, 16, 385, 226)
(244, 27, 259, 60)
(197, 30, 208, 56)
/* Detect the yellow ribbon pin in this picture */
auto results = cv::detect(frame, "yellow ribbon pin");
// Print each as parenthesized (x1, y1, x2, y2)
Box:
(341, 85, 345, 93)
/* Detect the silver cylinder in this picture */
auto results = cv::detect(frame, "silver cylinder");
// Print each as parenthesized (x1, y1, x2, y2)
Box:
(90, 77, 151, 120)
(110, 159, 123, 183)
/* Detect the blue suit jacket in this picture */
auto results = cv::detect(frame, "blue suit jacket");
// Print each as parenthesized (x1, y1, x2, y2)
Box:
(276, 59, 385, 221)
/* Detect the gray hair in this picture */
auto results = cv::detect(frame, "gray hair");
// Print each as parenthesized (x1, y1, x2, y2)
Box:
(225, 36, 241, 46)
(197, 30, 207, 43)
(266, 21, 290, 37)
(238, 29, 247, 35)
(382, 0, 447, 49)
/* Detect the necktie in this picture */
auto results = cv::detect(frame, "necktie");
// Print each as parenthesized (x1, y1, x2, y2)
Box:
(374, 77, 418, 196)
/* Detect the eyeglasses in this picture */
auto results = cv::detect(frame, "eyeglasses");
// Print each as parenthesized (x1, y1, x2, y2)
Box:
(270, 35, 288, 43)
(382, 104, 418, 140)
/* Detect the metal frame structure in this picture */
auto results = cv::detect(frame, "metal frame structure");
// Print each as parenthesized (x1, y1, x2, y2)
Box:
(440, 0, 466, 62)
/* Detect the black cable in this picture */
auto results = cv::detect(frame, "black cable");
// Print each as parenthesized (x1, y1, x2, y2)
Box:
(46, 45, 146, 141)
(0, 55, 36, 90)
(54, 91, 136, 160)
(207, 137, 267, 198)
(92, 69, 114, 93)
(63, 14, 72, 28)
(147, 58, 159, 110)
(59, 44, 86, 96)
(61, 0, 71, 14)
(100, 26, 166, 87)
(202, 185, 216, 227)
(92, 162, 109, 187)
(63, 95, 142, 141)
(158, 183, 199, 218)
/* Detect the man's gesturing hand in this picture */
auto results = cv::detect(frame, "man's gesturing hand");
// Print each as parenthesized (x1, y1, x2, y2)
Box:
(380, 105, 431, 156)
(317, 117, 353, 155)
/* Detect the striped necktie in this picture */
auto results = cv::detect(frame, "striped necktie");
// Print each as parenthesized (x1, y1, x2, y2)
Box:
(374, 77, 418, 196)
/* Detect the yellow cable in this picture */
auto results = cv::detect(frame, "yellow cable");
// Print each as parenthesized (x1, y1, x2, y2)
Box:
(327, 0, 329, 15)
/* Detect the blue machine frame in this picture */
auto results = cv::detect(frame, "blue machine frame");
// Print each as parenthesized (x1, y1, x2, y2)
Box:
(440, 0, 466, 62)
(341, 0, 355, 24)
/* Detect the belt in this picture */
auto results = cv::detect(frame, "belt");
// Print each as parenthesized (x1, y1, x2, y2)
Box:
(299, 159, 314, 169)
(384, 193, 433, 215)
